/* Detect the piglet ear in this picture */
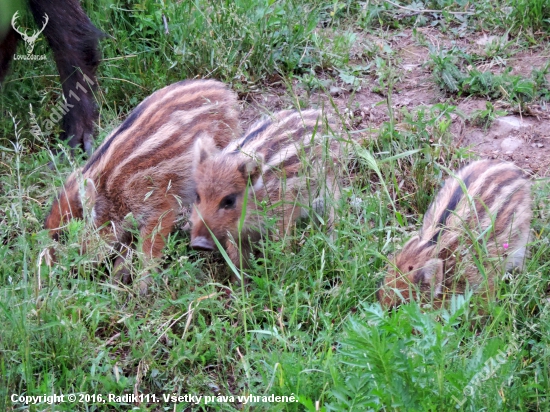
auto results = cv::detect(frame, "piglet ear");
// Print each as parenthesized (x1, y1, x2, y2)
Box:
(238, 153, 264, 184)
(193, 133, 220, 168)
(417, 258, 444, 296)
(83, 178, 97, 209)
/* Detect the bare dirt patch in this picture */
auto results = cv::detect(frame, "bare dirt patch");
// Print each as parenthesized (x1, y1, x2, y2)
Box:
(240, 27, 550, 177)
(467, 115, 550, 175)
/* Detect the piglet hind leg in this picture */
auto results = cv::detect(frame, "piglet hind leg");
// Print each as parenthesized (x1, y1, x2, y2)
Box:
(112, 244, 133, 285)
(138, 209, 177, 295)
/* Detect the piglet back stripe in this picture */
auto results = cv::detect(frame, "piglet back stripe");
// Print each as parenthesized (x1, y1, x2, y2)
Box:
(111, 110, 220, 183)
(427, 172, 473, 243)
(82, 80, 236, 180)
(83, 101, 146, 173)
(84, 81, 188, 173)
(227, 110, 322, 166)
(234, 121, 270, 152)
(429, 168, 477, 239)
(421, 160, 528, 248)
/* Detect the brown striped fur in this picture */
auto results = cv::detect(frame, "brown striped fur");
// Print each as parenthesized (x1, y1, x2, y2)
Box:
(44, 79, 241, 288)
(189, 109, 340, 269)
(378, 159, 532, 308)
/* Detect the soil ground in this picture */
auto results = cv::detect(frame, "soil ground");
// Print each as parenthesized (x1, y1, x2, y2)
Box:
(240, 27, 550, 178)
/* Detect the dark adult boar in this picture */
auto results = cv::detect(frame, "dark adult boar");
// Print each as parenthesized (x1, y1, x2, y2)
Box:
(378, 159, 532, 308)
(0, 0, 102, 154)
(44, 79, 241, 291)
(190, 109, 340, 270)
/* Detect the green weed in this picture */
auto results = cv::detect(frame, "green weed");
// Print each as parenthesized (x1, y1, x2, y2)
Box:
(428, 46, 549, 109)
(428, 48, 467, 93)
(468, 101, 508, 129)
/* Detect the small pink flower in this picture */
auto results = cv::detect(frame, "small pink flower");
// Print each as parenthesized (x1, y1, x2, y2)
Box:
(503, 243, 509, 250)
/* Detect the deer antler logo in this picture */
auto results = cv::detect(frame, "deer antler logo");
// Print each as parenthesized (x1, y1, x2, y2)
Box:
(11, 11, 49, 55)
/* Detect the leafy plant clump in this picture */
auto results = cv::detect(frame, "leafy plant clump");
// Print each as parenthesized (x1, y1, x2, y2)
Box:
(429, 48, 550, 107)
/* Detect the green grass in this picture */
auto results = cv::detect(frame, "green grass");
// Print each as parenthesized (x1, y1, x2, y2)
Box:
(428, 46, 550, 107)
(1, 0, 550, 411)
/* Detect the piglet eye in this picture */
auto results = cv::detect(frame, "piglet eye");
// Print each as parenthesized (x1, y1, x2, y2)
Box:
(408, 266, 414, 271)
(219, 194, 237, 210)
(195, 192, 201, 203)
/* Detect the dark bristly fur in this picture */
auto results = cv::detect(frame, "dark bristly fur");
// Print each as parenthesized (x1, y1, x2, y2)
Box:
(189, 109, 340, 270)
(44, 79, 241, 291)
(378, 159, 532, 308)
(1, 0, 103, 153)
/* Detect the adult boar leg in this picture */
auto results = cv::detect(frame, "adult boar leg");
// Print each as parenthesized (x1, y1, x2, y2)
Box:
(0, 28, 19, 82)
(28, 0, 103, 155)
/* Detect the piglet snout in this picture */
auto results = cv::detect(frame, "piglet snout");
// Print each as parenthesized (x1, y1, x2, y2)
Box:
(190, 236, 215, 251)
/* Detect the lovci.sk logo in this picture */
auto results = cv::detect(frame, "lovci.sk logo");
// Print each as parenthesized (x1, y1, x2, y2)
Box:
(11, 11, 48, 61)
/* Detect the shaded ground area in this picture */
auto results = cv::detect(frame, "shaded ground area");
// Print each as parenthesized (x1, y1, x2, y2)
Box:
(240, 27, 550, 177)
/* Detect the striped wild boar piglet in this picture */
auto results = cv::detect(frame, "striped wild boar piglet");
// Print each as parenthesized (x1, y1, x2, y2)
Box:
(44, 79, 240, 291)
(189, 109, 340, 271)
(378, 159, 532, 309)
